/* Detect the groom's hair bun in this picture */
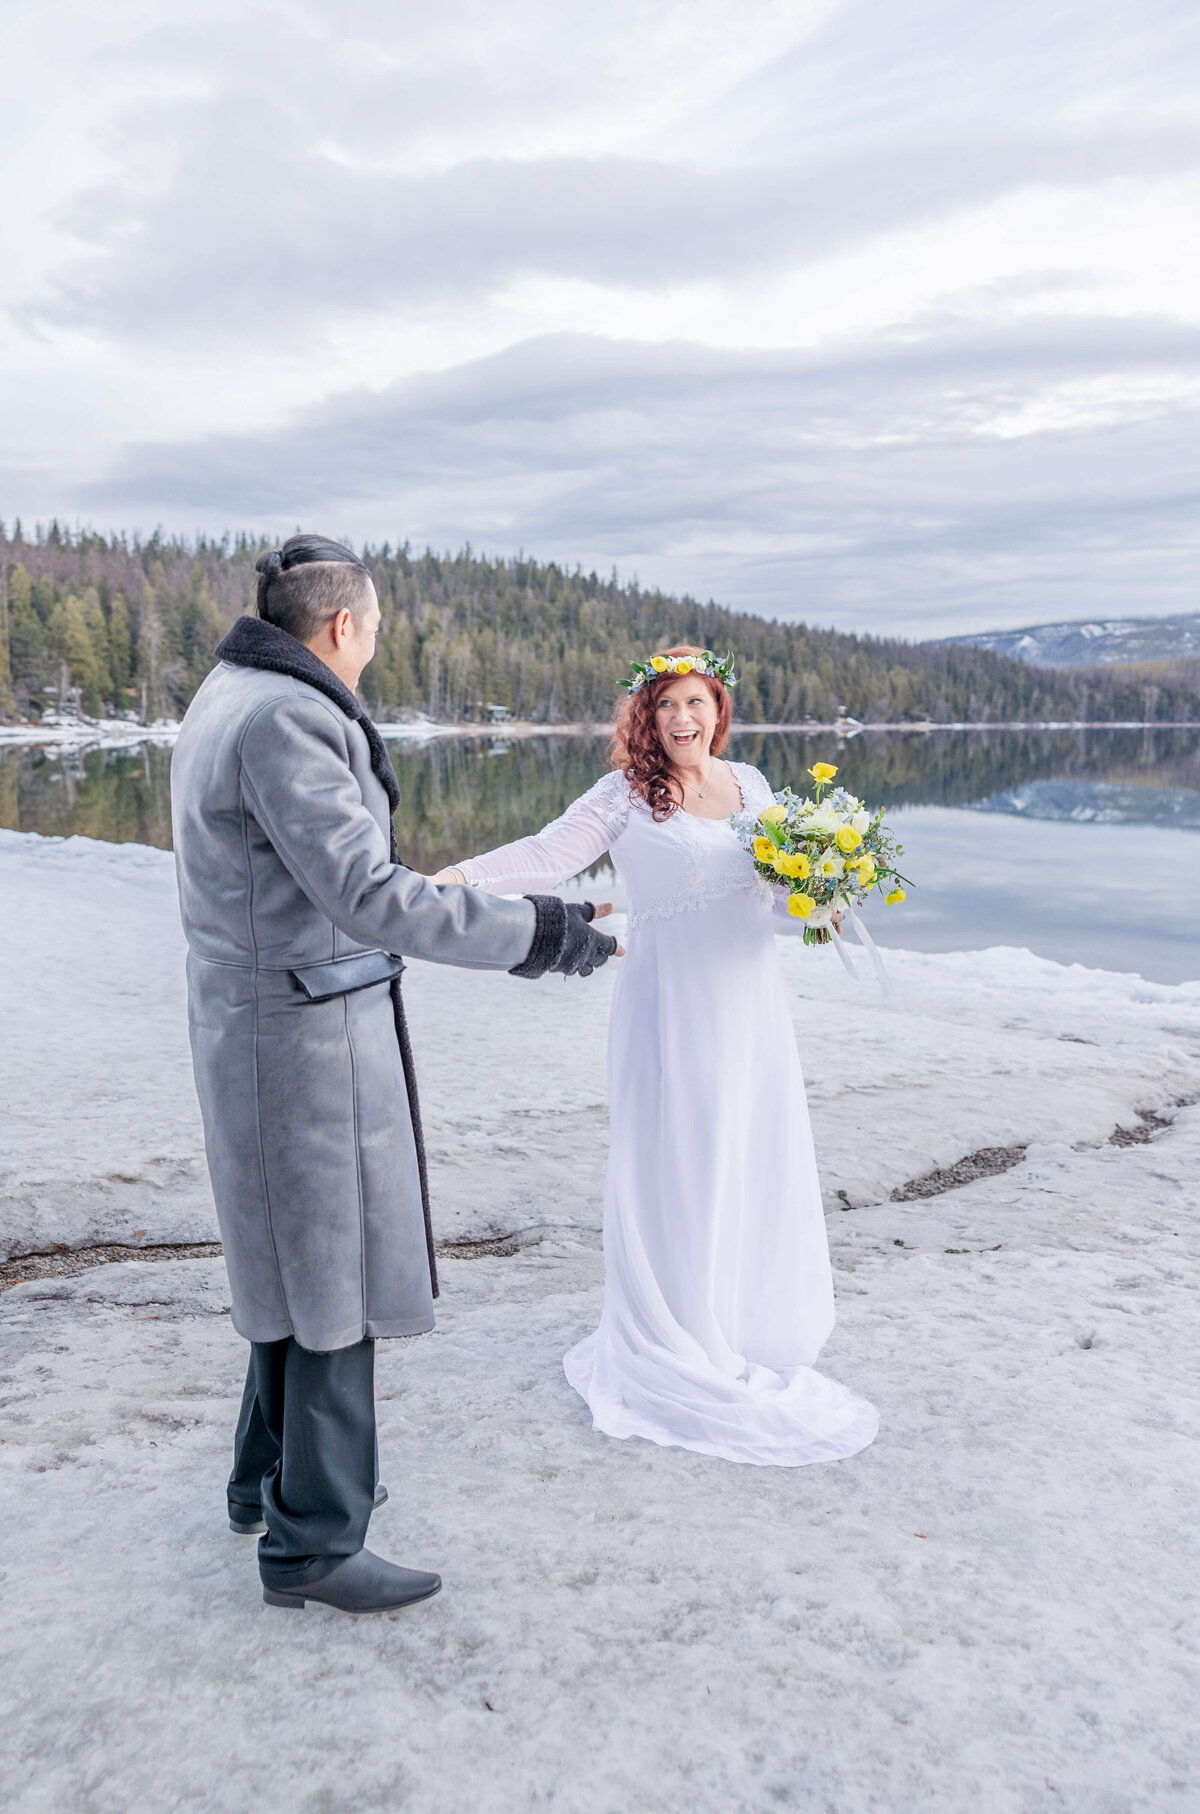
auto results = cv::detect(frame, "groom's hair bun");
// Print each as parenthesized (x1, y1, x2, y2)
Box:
(255, 534, 374, 642)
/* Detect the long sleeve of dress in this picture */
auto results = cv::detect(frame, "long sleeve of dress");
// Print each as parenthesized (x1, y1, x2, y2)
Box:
(457, 771, 631, 895)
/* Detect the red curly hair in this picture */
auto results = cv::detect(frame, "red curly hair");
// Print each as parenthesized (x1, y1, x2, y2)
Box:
(609, 645, 733, 821)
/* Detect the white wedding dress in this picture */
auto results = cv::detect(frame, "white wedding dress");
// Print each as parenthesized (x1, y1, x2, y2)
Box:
(457, 761, 879, 1467)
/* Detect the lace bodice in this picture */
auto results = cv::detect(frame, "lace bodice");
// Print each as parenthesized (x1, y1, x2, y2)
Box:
(457, 761, 777, 929)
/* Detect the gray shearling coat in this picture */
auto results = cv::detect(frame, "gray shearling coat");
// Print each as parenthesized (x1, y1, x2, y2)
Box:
(171, 653, 538, 1353)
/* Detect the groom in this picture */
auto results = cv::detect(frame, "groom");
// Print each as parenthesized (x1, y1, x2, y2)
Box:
(170, 533, 618, 1616)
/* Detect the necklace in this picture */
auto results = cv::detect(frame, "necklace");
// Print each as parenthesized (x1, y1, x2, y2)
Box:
(694, 758, 715, 799)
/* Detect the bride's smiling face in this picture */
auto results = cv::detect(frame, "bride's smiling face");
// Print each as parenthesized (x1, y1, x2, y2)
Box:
(654, 674, 719, 771)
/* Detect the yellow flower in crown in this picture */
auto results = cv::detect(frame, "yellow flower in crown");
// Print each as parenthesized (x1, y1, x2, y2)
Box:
(753, 836, 777, 863)
(621, 649, 738, 693)
(809, 762, 838, 783)
(780, 851, 810, 879)
(885, 887, 906, 905)
(787, 892, 815, 918)
(834, 825, 862, 853)
(760, 803, 787, 827)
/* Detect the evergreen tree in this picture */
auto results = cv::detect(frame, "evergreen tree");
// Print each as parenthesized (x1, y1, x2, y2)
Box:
(0, 523, 1196, 728)
(0, 562, 14, 717)
(6, 563, 48, 708)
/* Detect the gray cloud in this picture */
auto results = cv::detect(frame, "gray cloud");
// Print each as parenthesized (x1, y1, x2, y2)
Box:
(79, 317, 1200, 635)
(6, 0, 1200, 639)
(39, 131, 1195, 338)
(24, 0, 1199, 340)
(710, 0, 1200, 151)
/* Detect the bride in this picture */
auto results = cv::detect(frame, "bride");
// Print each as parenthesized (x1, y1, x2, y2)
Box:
(432, 647, 878, 1467)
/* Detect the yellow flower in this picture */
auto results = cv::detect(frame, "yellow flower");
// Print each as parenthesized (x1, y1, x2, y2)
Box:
(675, 658, 693, 674)
(650, 655, 669, 672)
(885, 887, 906, 905)
(853, 856, 876, 884)
(809, 762, 838, 782)
(779, 851, 810, 879)
(753, 836, 777, 863)
(834, 825, 862, 853)
(759, 803, 787, 827)
(786, 892, 815, 918)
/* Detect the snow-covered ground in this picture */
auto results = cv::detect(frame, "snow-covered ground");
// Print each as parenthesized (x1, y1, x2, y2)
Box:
(2, 830, 1198, 1812)
(0, 713, 450, 749)
(0, 713, 183, 750)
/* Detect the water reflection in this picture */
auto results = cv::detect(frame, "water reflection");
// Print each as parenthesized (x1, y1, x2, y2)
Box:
(969, 779, 1200, 831)
(1, 726, 1198, 862)
(737, 725, 1200, 815)
(0, 742, 176, 848)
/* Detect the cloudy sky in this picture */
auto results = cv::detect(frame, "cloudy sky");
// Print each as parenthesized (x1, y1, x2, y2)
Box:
(2, 0, 1198, 636)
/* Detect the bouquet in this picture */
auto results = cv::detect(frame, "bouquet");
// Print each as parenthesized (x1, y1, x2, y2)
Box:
(731, 762, 911, 946)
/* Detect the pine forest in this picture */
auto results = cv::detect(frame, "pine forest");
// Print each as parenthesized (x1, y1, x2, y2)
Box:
(1, 523, 1196, 728)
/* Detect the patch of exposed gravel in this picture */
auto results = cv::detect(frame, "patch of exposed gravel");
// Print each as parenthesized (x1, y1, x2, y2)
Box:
(1109, 1110, 1174, 1147)
(0, 1240, 223, 1291)
(0, 1228, 555, 1292)
(436, 1228, 544, 1259)
(890, 1145, 1028, 1202)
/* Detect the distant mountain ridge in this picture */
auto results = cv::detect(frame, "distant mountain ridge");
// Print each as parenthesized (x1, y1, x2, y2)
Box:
(945, 613, 1200, 669)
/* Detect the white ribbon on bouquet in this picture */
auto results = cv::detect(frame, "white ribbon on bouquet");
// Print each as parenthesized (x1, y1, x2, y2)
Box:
(829, 905, 892, 1002)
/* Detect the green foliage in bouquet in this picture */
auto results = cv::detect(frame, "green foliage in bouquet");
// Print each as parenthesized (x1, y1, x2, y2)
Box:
(730, 762, 913, 946)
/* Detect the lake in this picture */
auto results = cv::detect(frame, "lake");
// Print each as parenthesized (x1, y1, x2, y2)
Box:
(2, 726, 1198, 983)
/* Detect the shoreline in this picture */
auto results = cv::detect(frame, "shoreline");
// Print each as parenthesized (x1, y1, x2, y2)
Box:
(1, 714, 1197, 750)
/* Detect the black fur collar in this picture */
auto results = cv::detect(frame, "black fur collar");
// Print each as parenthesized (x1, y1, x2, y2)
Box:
(215, 614, 400, 813)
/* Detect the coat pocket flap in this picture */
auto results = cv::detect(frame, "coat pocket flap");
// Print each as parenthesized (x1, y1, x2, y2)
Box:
(290, 951, 406, 1001)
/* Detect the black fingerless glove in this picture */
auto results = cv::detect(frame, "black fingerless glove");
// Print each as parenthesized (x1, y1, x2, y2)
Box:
(553, 902, 618, 978)
(509, 897, 617, 980)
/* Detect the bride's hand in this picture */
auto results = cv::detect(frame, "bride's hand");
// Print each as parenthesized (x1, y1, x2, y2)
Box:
(832, 909, 845, 935)
(426, 881, 624, 951)
(582, 899, 624, 956)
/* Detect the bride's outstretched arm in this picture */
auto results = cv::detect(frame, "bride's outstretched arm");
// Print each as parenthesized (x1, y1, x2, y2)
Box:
(429, 774, 627, 896)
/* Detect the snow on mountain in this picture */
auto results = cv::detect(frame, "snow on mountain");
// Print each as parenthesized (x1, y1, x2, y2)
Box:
(945, 613, 1200, 668)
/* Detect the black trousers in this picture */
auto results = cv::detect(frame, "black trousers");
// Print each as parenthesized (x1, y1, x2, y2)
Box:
(228, 1335, 377, 1587)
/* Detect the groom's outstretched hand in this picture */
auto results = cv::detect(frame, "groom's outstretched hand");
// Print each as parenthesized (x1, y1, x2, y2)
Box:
(510, 895, 623, 979)
(554, 901, 623, 976)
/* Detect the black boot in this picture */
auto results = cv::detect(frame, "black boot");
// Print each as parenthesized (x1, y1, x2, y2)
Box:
(263, 1548, 441, 1614)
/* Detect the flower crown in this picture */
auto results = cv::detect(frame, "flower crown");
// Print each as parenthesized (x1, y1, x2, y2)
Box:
(619, 649, 738, 693)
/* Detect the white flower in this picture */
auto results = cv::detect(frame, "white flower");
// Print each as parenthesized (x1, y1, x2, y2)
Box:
(804, 810, 839, 835)
(851, 810, 870, 834)
(807, 905, 833, 928)
(815, 851, 845, 878)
